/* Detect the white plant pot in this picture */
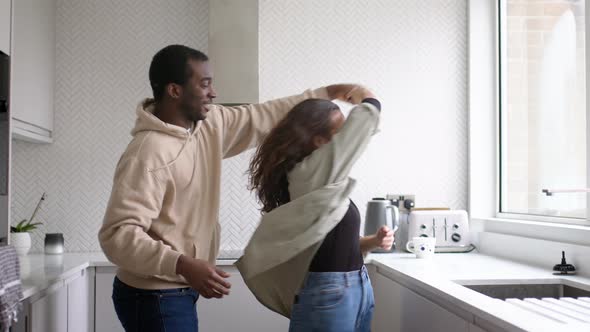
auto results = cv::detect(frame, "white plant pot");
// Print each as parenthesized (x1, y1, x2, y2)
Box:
(11, 232, 32, 256)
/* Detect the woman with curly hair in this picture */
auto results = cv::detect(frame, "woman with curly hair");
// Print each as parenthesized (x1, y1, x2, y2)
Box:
(237, 87, 393, 332)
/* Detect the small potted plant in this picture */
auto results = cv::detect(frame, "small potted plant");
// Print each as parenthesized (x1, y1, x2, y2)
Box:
(11, 192, 46, 255)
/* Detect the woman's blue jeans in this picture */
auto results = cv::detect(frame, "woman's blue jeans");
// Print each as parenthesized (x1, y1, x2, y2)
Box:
(112, 277, 199, 332)
(289, 265, 375, 332)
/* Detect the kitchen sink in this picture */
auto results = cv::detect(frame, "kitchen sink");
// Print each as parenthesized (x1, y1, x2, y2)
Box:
(455, 281, 590, 300)
(455, 281, 590, 324)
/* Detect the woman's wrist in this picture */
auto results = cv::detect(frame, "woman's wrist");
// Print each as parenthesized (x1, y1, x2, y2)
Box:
(360, 234, 379, 253)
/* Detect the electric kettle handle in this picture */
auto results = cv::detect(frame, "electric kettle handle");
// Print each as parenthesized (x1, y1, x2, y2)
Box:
(386, 205, 399, 231)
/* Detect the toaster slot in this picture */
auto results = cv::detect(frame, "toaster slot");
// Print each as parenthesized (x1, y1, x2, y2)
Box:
(432, 218, 436, 238)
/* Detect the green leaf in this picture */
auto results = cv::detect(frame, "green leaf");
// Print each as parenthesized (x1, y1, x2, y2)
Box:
(15, 219, 28, 229)
(11, 221, 42, 233)
(21, 225, 37, 232)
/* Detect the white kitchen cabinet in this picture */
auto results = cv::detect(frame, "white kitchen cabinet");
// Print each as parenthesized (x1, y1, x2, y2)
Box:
(95, 265, 289, 332)
(29, 283, 68, 332)
(10, 0, 56, 143)
(198, 265, 289, 331)
(67, 268, 94, 332)
(95, 266, 124, 332)
(369, 267, 470, 332)
(19, 268, 94, 332)
(0, 0, 10, 55)
(0, 195, 8, 245)
(369, 265, 404, 332)
(469, 322, 488, 332)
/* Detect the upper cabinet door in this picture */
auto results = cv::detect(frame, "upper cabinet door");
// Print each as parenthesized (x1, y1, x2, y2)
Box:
(0, 0, 10, 55)
(10, 0, 56, 143)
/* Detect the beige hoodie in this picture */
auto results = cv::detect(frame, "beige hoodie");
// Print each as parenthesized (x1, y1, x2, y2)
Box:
(99, 87, 329, 290)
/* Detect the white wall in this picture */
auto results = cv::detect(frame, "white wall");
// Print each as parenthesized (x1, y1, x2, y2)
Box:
(220, 0, 469, 250)
(12, 0, 468, 253)
(11, 0, 209, 252)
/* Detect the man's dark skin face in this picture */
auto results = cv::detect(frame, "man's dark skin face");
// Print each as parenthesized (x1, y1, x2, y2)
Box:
(155, 59, 217, 129)
(178, 60, 216, 123)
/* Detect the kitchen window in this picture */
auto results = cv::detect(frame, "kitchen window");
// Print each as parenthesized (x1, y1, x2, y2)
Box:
(498, 0, 588, 224)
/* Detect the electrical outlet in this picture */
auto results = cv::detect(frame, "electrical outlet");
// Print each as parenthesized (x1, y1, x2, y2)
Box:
(385, 194, 416, 213)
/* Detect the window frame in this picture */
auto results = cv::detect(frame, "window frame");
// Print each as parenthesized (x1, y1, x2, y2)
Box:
(495, 0, 590, 226)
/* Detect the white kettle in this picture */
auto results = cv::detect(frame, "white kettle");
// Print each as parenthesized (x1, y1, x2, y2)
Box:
(364, 198, 399, 253)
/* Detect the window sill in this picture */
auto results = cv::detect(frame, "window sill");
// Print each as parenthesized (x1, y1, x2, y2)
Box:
(472, 217, 590, 247)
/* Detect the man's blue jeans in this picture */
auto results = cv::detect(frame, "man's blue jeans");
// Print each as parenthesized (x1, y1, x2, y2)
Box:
(112, 277, 199, 332)
(289, 265, 375, 332)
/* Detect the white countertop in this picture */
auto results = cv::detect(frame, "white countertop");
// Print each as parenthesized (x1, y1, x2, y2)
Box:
(17, 251, 590, 331)
(18, 251, 238, 300)
(366, 252, 590, 332)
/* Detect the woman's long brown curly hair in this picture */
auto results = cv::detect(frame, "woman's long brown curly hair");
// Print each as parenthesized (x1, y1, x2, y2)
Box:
(248, 99, 340, 213)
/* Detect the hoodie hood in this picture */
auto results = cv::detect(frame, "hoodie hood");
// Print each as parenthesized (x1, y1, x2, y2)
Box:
(131, 99, 196, 139)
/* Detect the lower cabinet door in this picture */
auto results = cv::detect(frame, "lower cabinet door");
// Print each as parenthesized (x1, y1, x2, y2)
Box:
(96, 265, 290, 332)
(30, 284, 67, 332)
(196, 266, 290, 332)
(95, 266, 124, 332)
(369, 266, 470, 332)
(67, 269, 93, 332)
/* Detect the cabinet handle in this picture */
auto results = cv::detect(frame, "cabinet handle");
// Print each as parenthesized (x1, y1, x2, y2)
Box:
(542, 188, 590, 196)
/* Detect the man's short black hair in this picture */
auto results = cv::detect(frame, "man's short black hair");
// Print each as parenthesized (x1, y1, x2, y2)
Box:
(149, 45, 209, 100)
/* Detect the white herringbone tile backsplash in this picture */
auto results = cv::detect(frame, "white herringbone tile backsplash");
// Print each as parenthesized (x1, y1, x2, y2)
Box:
(11, 0, 209, 252)
(254, 0, 468, 248)
(12, 0, 468, 254)
(221, 0, 468, 251)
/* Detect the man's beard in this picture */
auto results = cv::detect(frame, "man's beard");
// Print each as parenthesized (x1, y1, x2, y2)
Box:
(180, 102, 204, 122)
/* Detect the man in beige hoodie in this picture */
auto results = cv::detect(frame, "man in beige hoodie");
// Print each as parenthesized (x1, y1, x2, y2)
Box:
(98, 44, 360, 332)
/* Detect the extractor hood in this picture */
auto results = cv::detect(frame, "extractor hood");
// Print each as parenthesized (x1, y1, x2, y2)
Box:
(208, 0, 259, 104)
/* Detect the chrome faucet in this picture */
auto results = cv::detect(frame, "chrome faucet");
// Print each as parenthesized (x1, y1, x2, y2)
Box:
(553, 251, 576, 275)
